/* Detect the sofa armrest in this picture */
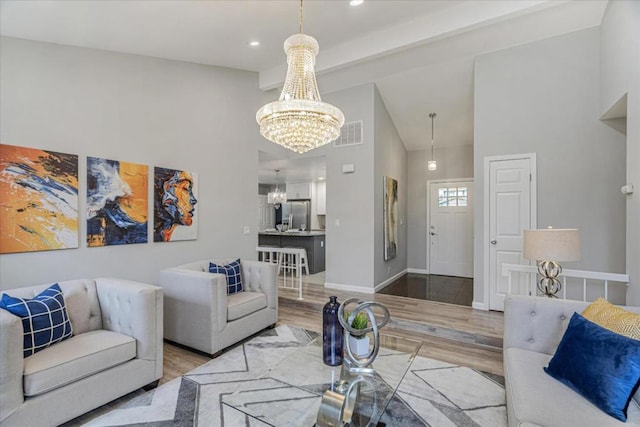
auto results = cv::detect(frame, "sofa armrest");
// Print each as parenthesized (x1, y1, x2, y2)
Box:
(158, 268, 228, 340)
(503, 294, 591, 355)
(241, 260, 278, 310)
(0, 309, 25, 422)
(95, 278, 163, 379)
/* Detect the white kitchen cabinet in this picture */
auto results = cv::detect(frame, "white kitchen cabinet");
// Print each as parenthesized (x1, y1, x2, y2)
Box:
(286, 182, 312, 199)
(316, 182, 326, 215)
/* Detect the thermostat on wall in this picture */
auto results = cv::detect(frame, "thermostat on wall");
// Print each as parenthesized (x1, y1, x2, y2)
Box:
(621, 184, 634, 195)
(342, 164, 355, 173)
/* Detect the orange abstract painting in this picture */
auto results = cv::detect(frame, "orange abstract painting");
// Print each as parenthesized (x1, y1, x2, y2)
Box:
(86, 157, 148, 246)
(0, 143, 79, 254)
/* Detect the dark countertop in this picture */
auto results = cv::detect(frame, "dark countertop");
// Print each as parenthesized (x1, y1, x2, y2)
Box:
(259, 231, 325, 237)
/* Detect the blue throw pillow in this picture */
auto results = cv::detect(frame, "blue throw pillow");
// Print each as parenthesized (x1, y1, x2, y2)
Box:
(0, 284, 74, 357)
(209, 259, 243, 295)
(544, 312, 640, 421)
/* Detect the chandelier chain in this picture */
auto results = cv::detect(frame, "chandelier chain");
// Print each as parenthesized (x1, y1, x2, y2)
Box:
(299, 0, 304, 34)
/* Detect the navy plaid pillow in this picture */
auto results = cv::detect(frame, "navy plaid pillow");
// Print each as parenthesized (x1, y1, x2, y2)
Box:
(209, 259, 244, 294)
(0, 283, 73, 357)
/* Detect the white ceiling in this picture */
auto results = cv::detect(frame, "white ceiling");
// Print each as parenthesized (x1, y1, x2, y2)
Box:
(0, 0, 608, 181)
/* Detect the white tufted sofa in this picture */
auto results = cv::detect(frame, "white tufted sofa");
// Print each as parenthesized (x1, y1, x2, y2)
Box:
(158, 259, 277, 356)
(0, 278, 163, 427)
(503, 294, 640, 427)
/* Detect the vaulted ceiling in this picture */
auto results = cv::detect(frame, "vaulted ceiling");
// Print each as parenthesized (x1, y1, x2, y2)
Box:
(1, 0, 607, 159)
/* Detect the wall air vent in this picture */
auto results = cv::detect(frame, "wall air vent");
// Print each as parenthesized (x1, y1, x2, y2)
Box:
(333, 120, 363, 148)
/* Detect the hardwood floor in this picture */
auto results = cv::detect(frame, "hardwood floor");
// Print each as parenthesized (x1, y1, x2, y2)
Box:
(378, 273, 473, 307)
(161, 277, 505, 387)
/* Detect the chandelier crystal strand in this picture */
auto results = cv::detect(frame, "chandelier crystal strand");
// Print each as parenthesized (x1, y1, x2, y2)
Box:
(256, 0, 345, 154)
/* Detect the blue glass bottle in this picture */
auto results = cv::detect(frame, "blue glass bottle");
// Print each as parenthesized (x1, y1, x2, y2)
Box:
(322, 296, 343, 366)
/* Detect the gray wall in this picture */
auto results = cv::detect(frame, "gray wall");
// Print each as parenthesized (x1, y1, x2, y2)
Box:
(407, 145, 473, 271)
(600, 0, 640, 304)
(473, 28, 627, 308)
(373, 86, 408, 286)
(259, 83, 377, 290)
(0, 37, 265, 289)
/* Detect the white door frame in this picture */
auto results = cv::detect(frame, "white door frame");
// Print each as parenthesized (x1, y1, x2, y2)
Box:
(481, 153, 537, 311)
(426, 178, 474, 274)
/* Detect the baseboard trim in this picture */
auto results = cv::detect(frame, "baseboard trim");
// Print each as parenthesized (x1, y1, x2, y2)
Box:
(374, 269, 408, 293)
(407, 268, 428, 274)
(472, 301, 489, 311)
(324, 282, 375, 294)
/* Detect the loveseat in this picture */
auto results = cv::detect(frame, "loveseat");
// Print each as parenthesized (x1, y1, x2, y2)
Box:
(503, 294, 640, 426)
(0, 278, 163, 427)
(158, 258, 277, 356)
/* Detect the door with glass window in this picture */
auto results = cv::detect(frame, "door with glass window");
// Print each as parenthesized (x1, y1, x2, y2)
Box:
(428, 180, 474, 277)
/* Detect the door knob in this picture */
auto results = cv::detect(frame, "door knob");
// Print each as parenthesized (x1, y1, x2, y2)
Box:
(490, 240, 497, 245)
(430, 232, 437, 236)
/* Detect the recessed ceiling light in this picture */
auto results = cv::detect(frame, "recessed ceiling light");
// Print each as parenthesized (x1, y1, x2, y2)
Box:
(249, 41, 260, 47)
(350, 0, 364, 6)
(318, 177, 325, 181)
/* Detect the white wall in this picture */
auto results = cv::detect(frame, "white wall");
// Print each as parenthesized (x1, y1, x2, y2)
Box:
(373, 86, 408, 287)
(600, 0, 640, 304)
(407, 145, 474, 271)
(473, 28, 627, 308)
(0, 37, 265, 289)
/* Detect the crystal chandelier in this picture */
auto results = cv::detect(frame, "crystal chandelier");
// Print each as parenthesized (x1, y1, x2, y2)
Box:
(256, 0, 345, 154)
(267, 170, 287, 208)
(427, 113, 437, 171)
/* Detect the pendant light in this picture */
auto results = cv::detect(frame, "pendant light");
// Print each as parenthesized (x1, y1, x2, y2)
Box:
(428, 113, 437, 171)
(267, 170, 287, 208)
(256, 0, 345, 154)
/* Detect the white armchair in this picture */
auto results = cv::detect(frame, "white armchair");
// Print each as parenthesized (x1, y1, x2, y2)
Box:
(158, 259, 277, 356)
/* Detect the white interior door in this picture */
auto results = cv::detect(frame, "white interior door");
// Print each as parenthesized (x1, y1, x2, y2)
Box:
(487, 156, 536, 311)
(258, 195, 274, 231)
(428, 180, 473, 278)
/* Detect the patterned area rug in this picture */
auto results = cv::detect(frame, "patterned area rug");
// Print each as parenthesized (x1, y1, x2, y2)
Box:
(72, 325, 507, 427)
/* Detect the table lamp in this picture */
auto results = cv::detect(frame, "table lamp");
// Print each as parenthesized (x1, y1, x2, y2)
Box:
(523, 227, 581, 297)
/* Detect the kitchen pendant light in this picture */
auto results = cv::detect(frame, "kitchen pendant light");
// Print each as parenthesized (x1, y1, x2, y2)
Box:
(256, 0, 345, 154)
(267, 170, 287, 208)
(428, 112, 437, 171)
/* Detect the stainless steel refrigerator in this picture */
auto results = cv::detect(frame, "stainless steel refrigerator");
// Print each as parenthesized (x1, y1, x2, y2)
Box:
(276, 200, 311, 230)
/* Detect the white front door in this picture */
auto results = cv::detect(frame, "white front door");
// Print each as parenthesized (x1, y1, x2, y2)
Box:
(428, 180, 474, 278)
(487, 155, 536, 311)
(258, 195, 274, 230)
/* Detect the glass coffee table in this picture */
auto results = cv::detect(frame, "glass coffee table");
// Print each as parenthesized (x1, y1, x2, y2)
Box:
(222, 334, 421, 426)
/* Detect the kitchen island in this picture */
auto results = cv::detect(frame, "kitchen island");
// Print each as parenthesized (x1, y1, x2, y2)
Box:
(258, 231, 325, 274)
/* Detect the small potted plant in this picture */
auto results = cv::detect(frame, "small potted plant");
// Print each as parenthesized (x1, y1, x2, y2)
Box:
(345, 311, 370, 357)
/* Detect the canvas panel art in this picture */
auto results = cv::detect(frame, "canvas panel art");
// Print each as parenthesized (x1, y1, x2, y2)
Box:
(0, 143, 79, 254)
(86, 157, 148, 246)
(153, 166, 198, 242)
(384, 176, 398, 261)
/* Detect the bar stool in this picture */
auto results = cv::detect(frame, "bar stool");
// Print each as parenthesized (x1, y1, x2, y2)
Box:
(280, 246, 309, 277)
(256, 246, 280, 264)
(277, 247, 304, 300)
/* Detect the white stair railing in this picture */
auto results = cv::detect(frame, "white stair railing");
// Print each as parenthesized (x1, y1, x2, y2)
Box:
(502, 263, 629, 302)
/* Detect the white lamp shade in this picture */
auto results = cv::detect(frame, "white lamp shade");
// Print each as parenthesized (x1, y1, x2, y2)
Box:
(523, 228, 582, 262)
(427, 160, 437, 171)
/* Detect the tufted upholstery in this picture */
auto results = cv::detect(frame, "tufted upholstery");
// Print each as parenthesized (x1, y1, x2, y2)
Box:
(503, 295, 640, 426)
(0, 278, 163, 427)
(159, 259, 277, 356)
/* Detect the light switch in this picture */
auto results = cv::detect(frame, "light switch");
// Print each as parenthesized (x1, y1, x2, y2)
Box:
(243, 226, 250, 235)
(335, 218, 340, 227)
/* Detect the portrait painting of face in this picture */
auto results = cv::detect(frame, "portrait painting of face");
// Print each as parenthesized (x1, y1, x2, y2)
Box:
(153, 166, 198, 242)
(86, 157, 148, 247)
(0, 143, 79, 254)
